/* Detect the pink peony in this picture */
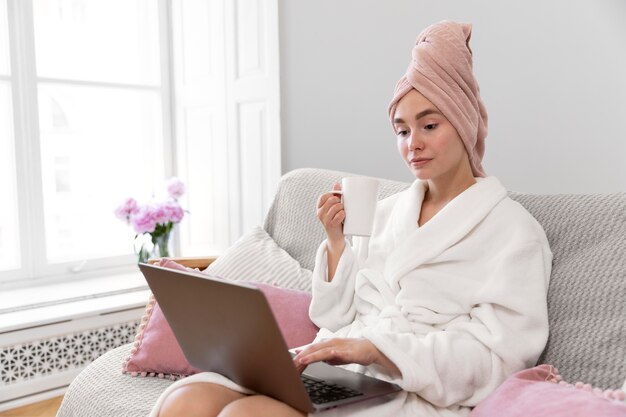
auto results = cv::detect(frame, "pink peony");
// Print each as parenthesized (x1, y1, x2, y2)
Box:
(114, 198, 139, 222)
(162, 200, 184, 223)
(152, 203, 170, 225)
(131, 206, 157, 234)
(166, 177, 185, 200)
(115, 178, 187, 258)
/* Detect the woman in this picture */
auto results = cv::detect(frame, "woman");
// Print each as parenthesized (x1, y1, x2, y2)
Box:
(150, 20, 552, 417)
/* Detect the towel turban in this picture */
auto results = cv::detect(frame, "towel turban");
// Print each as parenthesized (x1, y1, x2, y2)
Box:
(388, 21, 488, 177)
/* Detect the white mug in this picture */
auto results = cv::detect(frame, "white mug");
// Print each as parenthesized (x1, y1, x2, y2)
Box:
(336, 177, 379, 237)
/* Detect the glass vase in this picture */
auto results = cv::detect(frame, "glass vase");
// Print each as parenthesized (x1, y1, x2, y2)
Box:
(135, 232, 171, 264)
(153, 233, 171, 258)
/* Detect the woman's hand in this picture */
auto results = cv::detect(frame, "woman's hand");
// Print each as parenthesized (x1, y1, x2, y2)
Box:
(316, 183, 345, 246)
(317, 183, 346, 281)
(293, 338, 400, 377)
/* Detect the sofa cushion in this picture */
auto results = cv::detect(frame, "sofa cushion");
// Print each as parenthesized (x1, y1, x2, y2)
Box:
(123, 258, 318, 379)
(508, 192, 626, 389)
(468, 364, 626, 417)
(205, 225, 313, 291)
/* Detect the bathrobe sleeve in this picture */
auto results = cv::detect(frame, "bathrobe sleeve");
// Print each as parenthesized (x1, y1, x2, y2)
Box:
(308, 237, 365, 331)
(362, 239, 552, 408)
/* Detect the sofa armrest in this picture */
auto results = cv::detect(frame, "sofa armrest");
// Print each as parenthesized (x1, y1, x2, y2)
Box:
(147, 256, 217, 270)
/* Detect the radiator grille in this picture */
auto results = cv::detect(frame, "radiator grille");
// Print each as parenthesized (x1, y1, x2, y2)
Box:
(1, 321, 139, 384)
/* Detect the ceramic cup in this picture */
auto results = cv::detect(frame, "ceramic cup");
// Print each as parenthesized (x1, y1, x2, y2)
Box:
(334, 177, 379, 237)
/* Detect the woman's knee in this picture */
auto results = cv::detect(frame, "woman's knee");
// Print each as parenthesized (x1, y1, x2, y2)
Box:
(159, 383, 245, 417)
(218, 395, 306, 417)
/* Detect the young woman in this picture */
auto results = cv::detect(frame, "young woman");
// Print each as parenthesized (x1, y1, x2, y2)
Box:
(150, 20, 552, 417)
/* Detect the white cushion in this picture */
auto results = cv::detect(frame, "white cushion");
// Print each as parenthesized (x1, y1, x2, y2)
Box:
(204, 226, 312, 292)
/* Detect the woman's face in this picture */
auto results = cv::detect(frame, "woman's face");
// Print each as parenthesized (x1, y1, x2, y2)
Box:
(393, 89, 471, 181)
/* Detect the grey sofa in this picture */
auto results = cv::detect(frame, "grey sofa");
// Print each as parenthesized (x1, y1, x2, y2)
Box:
(57, 168, 626, 416)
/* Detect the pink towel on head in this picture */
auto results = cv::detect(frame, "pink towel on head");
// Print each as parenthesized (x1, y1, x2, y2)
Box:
(388, 20, 488, 177)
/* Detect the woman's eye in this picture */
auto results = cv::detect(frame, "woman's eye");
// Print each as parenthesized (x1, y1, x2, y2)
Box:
(424, 123, 438, 130)
(397, 130, 408, 137)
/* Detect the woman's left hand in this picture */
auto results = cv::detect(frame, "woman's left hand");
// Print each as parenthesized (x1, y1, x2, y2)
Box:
(293, 338, 400, 377)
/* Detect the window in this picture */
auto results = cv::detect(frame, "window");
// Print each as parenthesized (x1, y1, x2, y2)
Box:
(1, 0, 281, 286)
(2, 0, 167, 282)
(34, 0, 165, 268)
(0, 0, 20, 273)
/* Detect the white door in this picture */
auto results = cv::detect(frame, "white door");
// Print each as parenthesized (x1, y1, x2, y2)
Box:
(172, 0, 281, 255)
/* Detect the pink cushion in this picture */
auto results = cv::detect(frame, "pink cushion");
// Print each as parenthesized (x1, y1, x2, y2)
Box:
(123, 259, 319, 379)
(469, 364, 626, 417)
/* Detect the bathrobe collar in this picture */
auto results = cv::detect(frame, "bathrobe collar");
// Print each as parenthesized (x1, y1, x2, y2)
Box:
(384, 176, 507, 290)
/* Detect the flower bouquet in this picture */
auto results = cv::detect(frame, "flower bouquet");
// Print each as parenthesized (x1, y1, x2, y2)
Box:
(114, 177, 186, 263)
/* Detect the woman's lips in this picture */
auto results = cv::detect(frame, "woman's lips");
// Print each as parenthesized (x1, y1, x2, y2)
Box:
(410, 158, 432, 168)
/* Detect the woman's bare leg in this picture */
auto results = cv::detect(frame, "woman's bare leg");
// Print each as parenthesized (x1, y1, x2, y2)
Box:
(218, 395, 307, 417)
(158, 382, 246, 417)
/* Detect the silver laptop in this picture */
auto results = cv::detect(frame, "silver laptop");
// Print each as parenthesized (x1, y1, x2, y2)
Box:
(139, 263, 401, 413)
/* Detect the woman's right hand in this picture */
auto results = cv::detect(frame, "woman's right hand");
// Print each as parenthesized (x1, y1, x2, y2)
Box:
(317, 183, 346, 282)
(316, 183, 345, 246)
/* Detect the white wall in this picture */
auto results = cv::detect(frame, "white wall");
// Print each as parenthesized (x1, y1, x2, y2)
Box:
(279, 0, 626, 194)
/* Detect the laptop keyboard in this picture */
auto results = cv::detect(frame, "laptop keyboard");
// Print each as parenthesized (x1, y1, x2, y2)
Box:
(301, 374, 363, 404)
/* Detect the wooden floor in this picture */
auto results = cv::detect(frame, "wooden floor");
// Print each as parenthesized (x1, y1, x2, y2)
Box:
(0, 397, 63, 417)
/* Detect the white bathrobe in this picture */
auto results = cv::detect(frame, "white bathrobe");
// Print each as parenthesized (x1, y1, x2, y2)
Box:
(148, 176, 552, 417)
(306, 176, 552, 416)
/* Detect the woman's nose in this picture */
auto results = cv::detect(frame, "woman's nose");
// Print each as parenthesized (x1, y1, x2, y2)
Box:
(409, 133, 425, 151)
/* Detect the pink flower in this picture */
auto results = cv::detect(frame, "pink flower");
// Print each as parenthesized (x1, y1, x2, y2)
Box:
(162, 200, 184, 223)
(152, 203, 170, 225)
(131, 206, 157, 234)
(114, 178, 187, 258)
(114, 198, 139, 222)
(166, 177, 185, 200)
